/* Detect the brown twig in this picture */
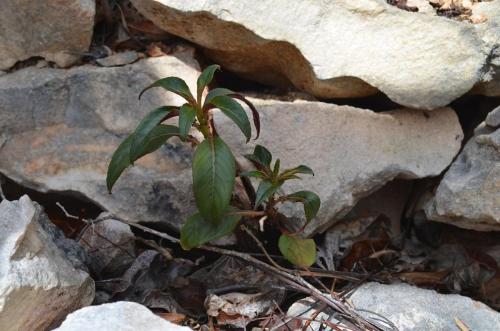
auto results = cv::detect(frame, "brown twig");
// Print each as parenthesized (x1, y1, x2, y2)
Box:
(58, 207, 387, 331)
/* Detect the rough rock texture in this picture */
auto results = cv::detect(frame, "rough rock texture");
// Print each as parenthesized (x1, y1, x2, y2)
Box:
(131, 0, 500, 109)
(0, 47, 200, 231)
(424, 106, 500, 230)
(54, 301, 192, 331)
(287, 282, 500, 330)
(216, 99, 463, 235)
(0, 195, 95, 331)
(80, 217, 135, 278)
(0, 0, 95, 70)
(37, 203, 90, 272)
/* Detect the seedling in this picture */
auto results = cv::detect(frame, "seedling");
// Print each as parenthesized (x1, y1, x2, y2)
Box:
(107, 65, 320, 266)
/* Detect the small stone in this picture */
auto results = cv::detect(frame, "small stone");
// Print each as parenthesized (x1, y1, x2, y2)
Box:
(35, 60, 49, 69)
(54, 301, 193, 331)
(485, 105, 500, 128)
(96, 51, 140, 67)
(80, 216, 136, 278)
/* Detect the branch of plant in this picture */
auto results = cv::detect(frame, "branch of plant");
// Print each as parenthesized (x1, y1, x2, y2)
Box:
(82, 211, 385, 330)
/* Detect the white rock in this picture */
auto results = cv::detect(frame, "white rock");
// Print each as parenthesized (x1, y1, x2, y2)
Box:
(0, 0, 95, 70)
(216, 98, 463, 235)
(54, 301, 192, 331)
(131, 0, 500, 109)
(287, 282, 500, 331)
(0, 195, 94, 331)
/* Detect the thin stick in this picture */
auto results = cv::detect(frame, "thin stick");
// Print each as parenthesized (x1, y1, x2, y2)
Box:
(56, 207, 385, 331)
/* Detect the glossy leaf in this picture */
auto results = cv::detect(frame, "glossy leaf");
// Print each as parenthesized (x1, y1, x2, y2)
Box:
(197, 65, 220, 101)
(107, 134, 135, 193)
(107, 125, 180, 192)
(180, 211, 241, 250)
(130, 106, 176, 162)
(254, 180, 282, 209)
(178, 104, 197, 139)
(139, 125, 180, 156)
(204, 87, 234, 107)
(210, 95, 252, 142)
(245, 144, 272, 169)
(279, 165, 314, 181)
(239, 170, 266, 179)
(278, 234, 316, 267)
(231, 94, 261, 140)
(192, 137, 236, 223)
(286, 191, 321, 223)
(139, 77, 195, 103)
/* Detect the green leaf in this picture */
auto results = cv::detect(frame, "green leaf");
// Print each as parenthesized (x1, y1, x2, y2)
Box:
(280, 165, 314, 181)
(286, 191, 321, 223)
(204, 87, 234, 107)
(192, 137, 236, 223)
(130, 106, 176, 162)
(139, 125, 180, 156)
(139, 77, 195, 103)
(106, 125, 180, 193)
(107, 134, 135, 193)
(197, 65, 220, 101)
(239, 170, 266, 179)
(254, 180, 282, 209)
(254, 145, 272, 167)
(180, 211, 241, 250)
(278, 234, 316, 267)
(231, 94, 261, 140)
(210, 95, 252, 142)
(178, 104, 197, 139)
(272, 159, 281, 180)
(244, 145, 272, 169)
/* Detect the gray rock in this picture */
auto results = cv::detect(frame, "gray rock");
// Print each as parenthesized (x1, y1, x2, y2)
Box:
(485, 105, 500, 128)
(79, 216, 135, 278)
(0, 0, 95, 70)
(216, 99, 463, 235)
(96, 51, 140, 67)
(425, 106, 500, 230)
(287, 282, 500, 331)
(0, 48, 200, 231)
(131, 0, 500, 109)
(54, 301, 192, 331)
(0, 195, 95, 331)
(36, 202, 89, 272)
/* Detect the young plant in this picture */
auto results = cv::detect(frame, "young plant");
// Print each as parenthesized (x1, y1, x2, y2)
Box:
(106, 65, 320, 267)
(242, 145, 320, 266)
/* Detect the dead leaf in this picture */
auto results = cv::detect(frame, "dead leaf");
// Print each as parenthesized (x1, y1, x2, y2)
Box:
(155, 312, 186, 325)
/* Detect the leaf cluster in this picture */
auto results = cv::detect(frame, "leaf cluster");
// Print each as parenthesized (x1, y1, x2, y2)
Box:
(107, 65, 320, 267)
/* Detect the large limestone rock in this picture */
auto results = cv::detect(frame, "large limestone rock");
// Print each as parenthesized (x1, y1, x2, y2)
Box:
(287, 282, 500, 330)
(0, 47, 200, 231)
(54, 301, 192, 331)
(424, 106, 500, 230)
(0, 195, 95, 331)
(131, 0, 500, 109)
(216, 98, 463, 235)
(0, 0, 95, 70)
